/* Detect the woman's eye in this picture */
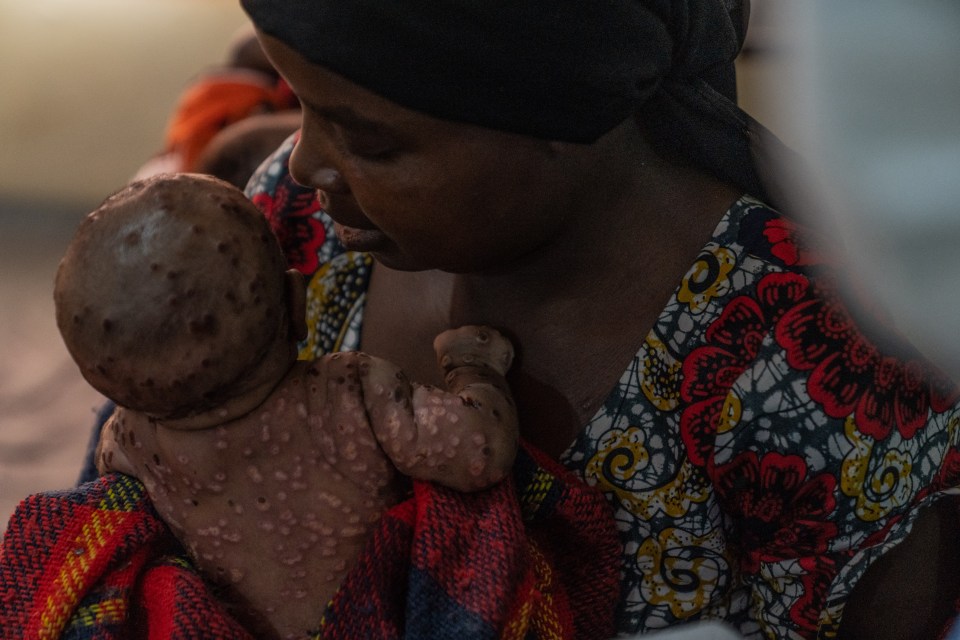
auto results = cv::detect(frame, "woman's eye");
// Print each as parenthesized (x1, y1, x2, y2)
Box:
(335, 129, 402, 162)
(346, 142, 400, 161)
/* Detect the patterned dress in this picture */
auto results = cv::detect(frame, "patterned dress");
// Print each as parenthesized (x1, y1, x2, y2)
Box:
(247, 137, 960, 639)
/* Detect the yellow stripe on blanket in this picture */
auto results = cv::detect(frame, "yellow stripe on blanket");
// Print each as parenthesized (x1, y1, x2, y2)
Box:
(36, 507, 126, 638)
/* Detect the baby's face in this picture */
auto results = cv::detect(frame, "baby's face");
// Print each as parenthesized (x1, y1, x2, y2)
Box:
(55, 173, 290, 418)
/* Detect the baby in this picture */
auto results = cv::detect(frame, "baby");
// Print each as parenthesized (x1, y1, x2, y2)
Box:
(53, 173, 518, 639)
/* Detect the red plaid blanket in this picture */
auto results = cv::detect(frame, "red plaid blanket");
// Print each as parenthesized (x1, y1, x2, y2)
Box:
(0, 445, 620, 639)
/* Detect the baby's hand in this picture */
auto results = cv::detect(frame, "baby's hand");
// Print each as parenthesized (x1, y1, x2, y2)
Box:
(360, 326, 519, 491)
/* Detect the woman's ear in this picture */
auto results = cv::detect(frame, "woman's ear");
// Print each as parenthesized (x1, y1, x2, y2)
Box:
(284, 268, 308, 342)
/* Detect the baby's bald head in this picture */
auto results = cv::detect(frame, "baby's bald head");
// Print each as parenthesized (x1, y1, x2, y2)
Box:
(55, 173, 291, 418)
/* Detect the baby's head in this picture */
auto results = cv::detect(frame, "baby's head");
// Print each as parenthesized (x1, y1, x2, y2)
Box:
(55, 173, 303, 420)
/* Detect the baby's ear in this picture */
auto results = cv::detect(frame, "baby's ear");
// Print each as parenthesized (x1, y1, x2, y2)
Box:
(284, 269, 308, 342)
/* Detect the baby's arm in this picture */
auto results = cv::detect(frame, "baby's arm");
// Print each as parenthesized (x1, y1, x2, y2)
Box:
(361, 326, 518, 491)
(95, 409, 143, 478)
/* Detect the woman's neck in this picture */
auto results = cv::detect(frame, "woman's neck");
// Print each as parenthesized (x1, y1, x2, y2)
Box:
(361, 127, 741, 456)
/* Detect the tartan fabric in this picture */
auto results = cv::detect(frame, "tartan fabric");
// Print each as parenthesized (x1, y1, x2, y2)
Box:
(1, 444, 620, 639)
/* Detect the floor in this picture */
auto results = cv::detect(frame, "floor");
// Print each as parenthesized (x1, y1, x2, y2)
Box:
(0, 204, 105, 529)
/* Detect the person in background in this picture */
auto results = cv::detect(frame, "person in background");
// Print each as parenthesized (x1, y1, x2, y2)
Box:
(133, 24, 300, 184)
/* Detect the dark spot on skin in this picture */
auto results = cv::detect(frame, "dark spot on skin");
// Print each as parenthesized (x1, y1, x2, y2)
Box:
(125, 231, 140, 245)
(392, 387, 404, 403)
(150, 263, 161, 272)
(227, 499, 235, 507)
(481, 446, 492, 457)
(96, 364, 108, 375)
(189, 314, 219, 336)
(308, 367, 320, 377)
(72, 314, 82, 325)
(168, 295, 180, 308)
(191, 499, 199, 506)
(102, 318, 114, 332)
(336, 376, 346, 385)
(201, 358, 212, 368)
(153, 454, 161, 465)
(192, 224, 204, 234)
(217, 242, 229, 253)
(231, 257, 240, 268)
(257, 497, 267, 504)
(167, 270, 179, 280)
(219, 201, 243, 216)
(492, 409, 501, 419)
(225, 291, 237, 303)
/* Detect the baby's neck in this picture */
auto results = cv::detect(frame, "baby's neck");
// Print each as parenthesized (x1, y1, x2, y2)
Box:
(153, 349, 299, 431)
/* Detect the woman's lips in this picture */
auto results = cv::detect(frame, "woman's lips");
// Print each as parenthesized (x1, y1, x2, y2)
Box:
(318, 192, 388, 252)
(332, 222, 390, 252)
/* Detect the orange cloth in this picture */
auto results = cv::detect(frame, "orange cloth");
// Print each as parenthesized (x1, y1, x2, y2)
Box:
(163, 69, 298, 172)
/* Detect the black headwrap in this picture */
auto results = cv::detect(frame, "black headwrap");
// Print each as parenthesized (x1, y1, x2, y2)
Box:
(241, 0, 778, 203)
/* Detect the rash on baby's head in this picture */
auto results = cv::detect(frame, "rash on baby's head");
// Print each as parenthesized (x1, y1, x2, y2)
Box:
(55, 173, 288, 418)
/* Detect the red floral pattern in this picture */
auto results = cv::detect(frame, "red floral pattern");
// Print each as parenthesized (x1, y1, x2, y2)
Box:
(712, 451, 838, 573)
(776, 285, 959, 440)
(682, 268, 958, 445)
(789, 556, 838, 631)
(680, 273, 810, 467)
(251, 175, 325, 276)
(763, 218, 819, 267)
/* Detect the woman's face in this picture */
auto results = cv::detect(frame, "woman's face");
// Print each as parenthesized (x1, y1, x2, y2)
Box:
(257, 32, 594, 273)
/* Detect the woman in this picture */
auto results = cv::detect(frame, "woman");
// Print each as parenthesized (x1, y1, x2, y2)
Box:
(236, 0, 960, 638)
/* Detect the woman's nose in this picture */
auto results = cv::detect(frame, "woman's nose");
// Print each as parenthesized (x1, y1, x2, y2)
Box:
(289, 139, 350, 194)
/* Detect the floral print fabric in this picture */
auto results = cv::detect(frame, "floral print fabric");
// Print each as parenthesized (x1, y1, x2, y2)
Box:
(247, 137, 960, 639)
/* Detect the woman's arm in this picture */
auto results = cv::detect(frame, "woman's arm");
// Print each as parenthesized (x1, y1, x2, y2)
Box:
(839, 497, 960, 639)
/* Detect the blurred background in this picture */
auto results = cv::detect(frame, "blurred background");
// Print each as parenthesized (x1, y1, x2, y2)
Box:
(0, 0, 250, 527)
(0, 0, 799, 527)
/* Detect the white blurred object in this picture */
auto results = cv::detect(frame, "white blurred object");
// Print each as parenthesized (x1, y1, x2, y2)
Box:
(617, 621, 743, 639)
(778, 1, 960, 376)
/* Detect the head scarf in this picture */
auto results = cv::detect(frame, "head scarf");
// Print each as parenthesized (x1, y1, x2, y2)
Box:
(241, 0, 776, 203)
